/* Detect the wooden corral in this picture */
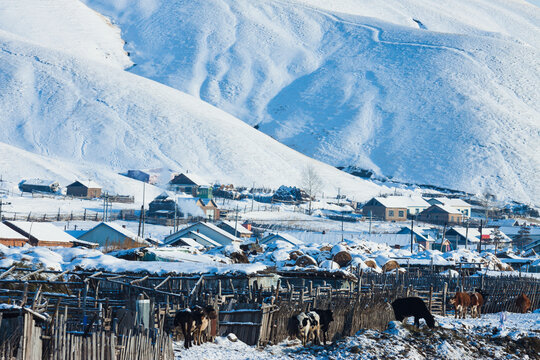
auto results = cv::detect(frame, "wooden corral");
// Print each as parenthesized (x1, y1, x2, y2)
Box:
(1, 265, 540, 354)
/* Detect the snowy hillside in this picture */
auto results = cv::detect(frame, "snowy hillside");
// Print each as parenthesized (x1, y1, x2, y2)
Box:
(0, 142, 162, 202)
(0, 0, 131, 69)
(83, 0, 540, 204)
(0, 28, 386, 200)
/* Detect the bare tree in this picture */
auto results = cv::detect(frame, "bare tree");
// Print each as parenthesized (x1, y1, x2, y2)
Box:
(302, 165, 323, 215)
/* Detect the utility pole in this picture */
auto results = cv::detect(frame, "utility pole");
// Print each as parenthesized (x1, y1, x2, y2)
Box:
(477, 220, 483, 253)
(410, 216, 414, 253)
(251, 182, 255, 212)
(465, 219, 469, 250)
(341, 212, 344, 242)
(369, 210, 372, 234)
(141, 182, 146, 238)
(234, 205, 239, 238)
(173, 195, 178, 232)
(441, 223, 447, 252)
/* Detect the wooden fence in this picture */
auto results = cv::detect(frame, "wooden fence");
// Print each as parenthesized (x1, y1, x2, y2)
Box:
(1, 266, 540, 352)
(0, 311, 173, 360)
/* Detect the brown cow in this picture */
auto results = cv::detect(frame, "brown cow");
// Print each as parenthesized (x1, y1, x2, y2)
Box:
(516, 293, 531, 313)
(469, 292, 484, 318)
(450, 292, 471, 319)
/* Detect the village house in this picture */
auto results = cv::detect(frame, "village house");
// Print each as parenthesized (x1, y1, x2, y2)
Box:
(217, 220, 253, 239)
(260, 233, 303, 247)
(66, 180, 102, 198)
(147, 193, 220, 220)
(362, 197, 407, 221)
(147, 192, 181, 218)
(396, 226, 436, 250)
(417, 204, 464, 225)
(426, 197, 472, 217)
(18, 179, 59, 194)
(168, 173, 212, 198)
(3, 221, 94, 248)
(77, 222, 147, 248)
(0, 222, 28, 247)
(163, 221, 241, 248)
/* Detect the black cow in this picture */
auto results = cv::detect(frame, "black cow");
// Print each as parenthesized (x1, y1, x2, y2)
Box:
(312, 309, 334, 345)
(391, 297, 435, 328)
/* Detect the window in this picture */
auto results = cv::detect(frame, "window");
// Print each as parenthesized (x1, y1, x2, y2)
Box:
(398, 210, 404, 217)
(389, 210, 394, 217)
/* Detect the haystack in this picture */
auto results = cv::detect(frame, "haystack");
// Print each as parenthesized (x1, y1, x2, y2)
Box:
(364, 259, 378, 269)
(229, 251, 249, 264)
(320, 245, 333, 252)
(332, 251, 352, 267)
(295, 255, 318, 267)
(289, 250, 304, 261)
(382, 260, 400, 272)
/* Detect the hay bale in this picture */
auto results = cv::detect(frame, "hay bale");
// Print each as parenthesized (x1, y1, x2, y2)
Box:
(289, 250, 304, 261)
(230, 251, 249, 264)
(495, 262, 513, 271)
(320, 245, 333, 252)
(295, 255, 317, 267)
(364, 259, 377, 269)
(331, 244, 349, 255)
(382, 260, 400, 272)
(332, 251, 352, 267)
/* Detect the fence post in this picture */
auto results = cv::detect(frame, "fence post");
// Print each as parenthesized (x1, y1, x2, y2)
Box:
(429, 285, 433, 313)
(442, 282, 448, 317)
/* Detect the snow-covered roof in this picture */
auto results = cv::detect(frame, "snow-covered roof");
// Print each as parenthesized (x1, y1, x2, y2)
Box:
(261, 233, 303, 246)
(20, 178, 57, 186)
(397, 226, 435, 242)
(0, 223, 27, 240)
(219, 220, 252, 235)
(428, 197, 471, 207)
(98, 222, 146, 244)
(499, 226, 540, 236)
(172, 237, 206, 249)
(374, 196, 430, 209)
(431, 204, 462, 215)
(70, 180, 101, 188)
(447, 227, 481, 242)
(6, 221, 77, 243)
(185, 231, 221, 247)
(488, 219, 520, 227)
(175, 173, 210, 186)
(164, 222, 241, 246)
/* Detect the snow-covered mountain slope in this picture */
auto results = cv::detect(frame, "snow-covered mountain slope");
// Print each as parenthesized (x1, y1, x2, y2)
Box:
(0, 29, 386, 201)
(0, 142, 162, 202)
(0, 0, 131, 69)
(83, 0, 540, 204)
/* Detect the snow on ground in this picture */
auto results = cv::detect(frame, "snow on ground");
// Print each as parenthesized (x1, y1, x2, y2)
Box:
(174, 314, 540, 359)
(0, 0, 131, 69)
(0, 143, 163, 203)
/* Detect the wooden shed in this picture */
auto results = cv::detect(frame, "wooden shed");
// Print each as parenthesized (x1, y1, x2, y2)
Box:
(3, 221, 78, 247)
(0, 222, 28, 247)
(66, 180, 102, 198)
